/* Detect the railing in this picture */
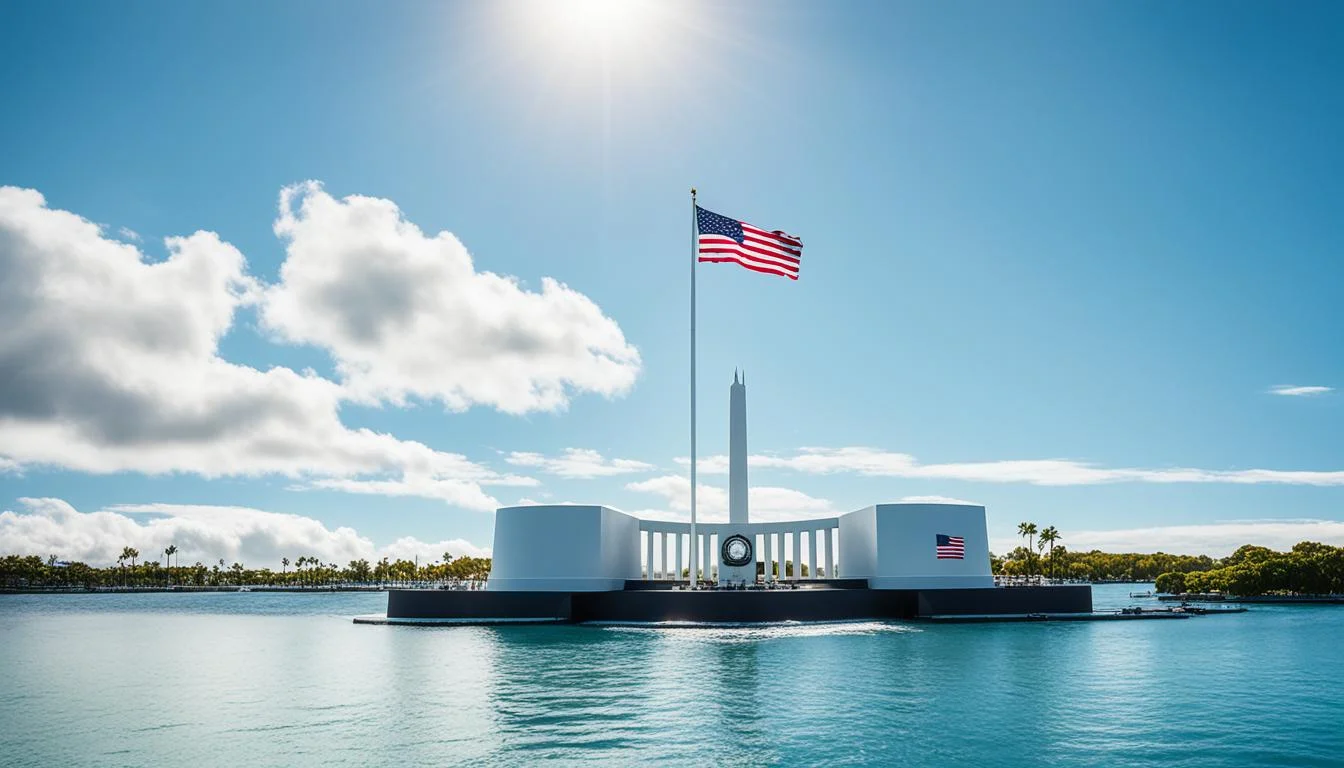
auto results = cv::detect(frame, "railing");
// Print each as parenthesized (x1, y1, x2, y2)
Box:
(637, 518, 840, 581)
(993, 575, 1089, 587)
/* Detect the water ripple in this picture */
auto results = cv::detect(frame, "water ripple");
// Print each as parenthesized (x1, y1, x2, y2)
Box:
(3, 585, 1344, 766)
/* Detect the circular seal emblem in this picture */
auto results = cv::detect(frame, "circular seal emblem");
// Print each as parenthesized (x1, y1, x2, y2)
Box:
(721, 534, 753, 568)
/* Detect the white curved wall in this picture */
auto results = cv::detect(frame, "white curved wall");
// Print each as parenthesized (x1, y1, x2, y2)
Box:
(839, 503, 993, 589)
(488, 505, 640, 591)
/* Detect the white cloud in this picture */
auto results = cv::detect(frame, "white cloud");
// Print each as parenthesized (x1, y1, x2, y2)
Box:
(683, 447, 1344, 487)
(624, 474, 834, 522)
(301, 475, 506, 512)
(1029, 519, 1344, 558)
(506, 448, 654, 478)
(899, 495, 978, 505)
(298, 470, 537, 511)
(116, 226, 141, 242)
(378, 535, 490, 563)
(0, 497, 490, 568)
(1268, 384, 1332, 397)
(0, 185, 659, 508)
(261, 182, 641, 414)
(675, 455, 730, 474)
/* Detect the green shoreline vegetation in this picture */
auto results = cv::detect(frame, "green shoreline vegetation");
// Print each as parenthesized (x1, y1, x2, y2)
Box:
(1152, 542, 1344, 597)
(993, 521, 1344, 598)
(4, 526, 1343, 598)
(1, 548, 492, 590)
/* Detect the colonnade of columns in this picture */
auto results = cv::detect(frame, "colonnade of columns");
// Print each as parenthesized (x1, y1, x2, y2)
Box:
(639, 524, 839, 581)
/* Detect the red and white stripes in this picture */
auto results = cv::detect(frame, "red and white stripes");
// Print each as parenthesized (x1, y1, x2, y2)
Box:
(698, 221, 803, 280)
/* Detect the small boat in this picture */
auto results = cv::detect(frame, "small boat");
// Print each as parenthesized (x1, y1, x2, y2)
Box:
(1128, 591, 1154, 598)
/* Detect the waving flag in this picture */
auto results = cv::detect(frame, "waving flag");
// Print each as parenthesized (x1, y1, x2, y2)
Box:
(696, 205, 803, 280)
(936, 534, 965, 560)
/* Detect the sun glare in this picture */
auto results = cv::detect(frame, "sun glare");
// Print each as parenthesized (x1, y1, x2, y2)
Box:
(534, 0, 658, 53)
(558, 0, 643, 42)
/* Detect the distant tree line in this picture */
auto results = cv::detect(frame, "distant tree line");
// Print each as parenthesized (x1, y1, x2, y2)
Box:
(991, 521, 1217, 582)
(994, 547, 1217, 582)
(1155, 543, 1344, 597)
(0, 547, 492, 590)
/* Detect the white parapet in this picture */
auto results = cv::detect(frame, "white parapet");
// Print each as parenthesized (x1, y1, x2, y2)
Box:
(838, 503, 994, 590)
(488, 505, 641, 591)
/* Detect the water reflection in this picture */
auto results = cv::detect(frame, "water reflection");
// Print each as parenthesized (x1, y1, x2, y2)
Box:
(483, 626, 663, 757)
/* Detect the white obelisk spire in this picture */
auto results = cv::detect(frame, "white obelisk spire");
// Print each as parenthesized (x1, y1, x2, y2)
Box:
(729, 370, 748, 524)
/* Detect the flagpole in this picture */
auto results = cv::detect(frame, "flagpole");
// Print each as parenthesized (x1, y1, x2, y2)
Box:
(689, 187, 698, 589)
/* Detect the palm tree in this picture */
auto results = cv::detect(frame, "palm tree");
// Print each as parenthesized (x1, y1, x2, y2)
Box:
(282, 557, 289, 576)
(164, 545, 178, 584)
(1039, 527, 1061, 579)
(1017, 522, 1038, 576)
(162, 545, 177, 585)
(118, 546, 138, 586)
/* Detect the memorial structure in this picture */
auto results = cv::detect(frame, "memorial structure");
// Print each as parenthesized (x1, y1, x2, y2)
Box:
(376, 373, 1091, 624)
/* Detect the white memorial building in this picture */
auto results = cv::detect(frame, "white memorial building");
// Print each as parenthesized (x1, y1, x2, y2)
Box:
(487, 373, 994, 593)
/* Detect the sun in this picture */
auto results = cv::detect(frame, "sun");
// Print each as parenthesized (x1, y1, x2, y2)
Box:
(552, 0, 647, 44)
(532, 0, 659, 53)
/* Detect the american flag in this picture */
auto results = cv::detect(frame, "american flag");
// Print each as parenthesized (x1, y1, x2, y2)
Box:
(936, 534, 965, 560)
(696, 205, 802, 280)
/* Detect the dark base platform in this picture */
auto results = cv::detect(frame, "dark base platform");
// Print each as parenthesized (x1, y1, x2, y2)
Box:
(377, 584, 1092, 624)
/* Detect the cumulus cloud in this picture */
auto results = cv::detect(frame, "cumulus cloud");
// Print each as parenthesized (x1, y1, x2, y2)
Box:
(624, 474, 834, 522)
(0, 498, 488, 568)
(683, 448, 1344, 487)
(1268, 384, 1332, 397)
(1007, 519, 1344, 558)
(506, 448, 654, 478)
(116, 226, 141, 242)
(0, 186, 471, 481)
(261, 182, 641, 414)
(0, 184, 648, 508)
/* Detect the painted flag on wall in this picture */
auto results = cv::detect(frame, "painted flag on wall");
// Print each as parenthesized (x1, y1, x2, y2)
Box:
(936, 534, 965, 560)
(696, 205, 803, 280)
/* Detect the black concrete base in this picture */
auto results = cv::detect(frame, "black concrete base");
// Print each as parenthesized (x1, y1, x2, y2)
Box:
(384, 585, 1091, 624)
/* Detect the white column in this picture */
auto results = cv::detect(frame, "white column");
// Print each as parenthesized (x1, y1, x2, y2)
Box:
(702, 533, 712, 583)
(792, 530, 801, 581)
(764, 533, 774, 582)
(755, 534, 764, 584)
(824, 526, 835, 579)
(646, 530, 654, 580)
(808, 530, 817, 581)
(661, 531, 669, 580)
(777, 532, 786, 580)
(676, 533, 683, 582)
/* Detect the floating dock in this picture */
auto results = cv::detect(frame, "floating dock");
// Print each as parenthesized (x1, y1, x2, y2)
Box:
(926, 612, 1190, 623)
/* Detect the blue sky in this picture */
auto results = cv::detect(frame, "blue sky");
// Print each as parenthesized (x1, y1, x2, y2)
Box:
(2, 0, 1343, 565)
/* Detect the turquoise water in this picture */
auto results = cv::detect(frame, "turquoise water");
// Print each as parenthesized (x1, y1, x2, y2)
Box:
(1, 584, 1342, 767)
